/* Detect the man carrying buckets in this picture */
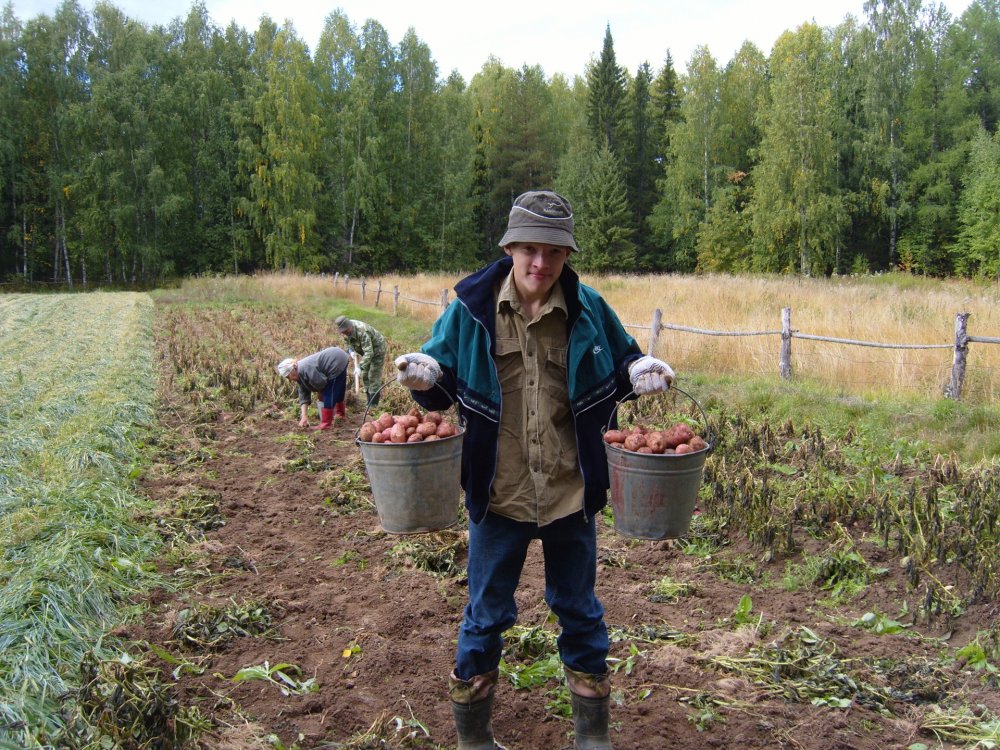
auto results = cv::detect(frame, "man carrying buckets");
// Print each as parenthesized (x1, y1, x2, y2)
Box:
(395, 189, 675, 750)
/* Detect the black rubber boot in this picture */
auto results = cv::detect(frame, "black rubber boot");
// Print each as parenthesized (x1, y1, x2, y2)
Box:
(570, 691, 612, 750)
(449, 670, 502, 750)
(564, 667, 612, 750)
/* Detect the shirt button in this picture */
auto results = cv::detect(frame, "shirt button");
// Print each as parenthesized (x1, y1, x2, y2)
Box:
(528, 351, 534, 357)
(528, 380, 534, 386)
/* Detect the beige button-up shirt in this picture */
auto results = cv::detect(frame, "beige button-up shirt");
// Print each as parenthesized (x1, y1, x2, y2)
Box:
(489, 271, 585, 526)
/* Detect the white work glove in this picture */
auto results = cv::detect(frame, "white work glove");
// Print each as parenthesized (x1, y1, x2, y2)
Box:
(394, 353, 442, 391)
(628, 355, 675, 396)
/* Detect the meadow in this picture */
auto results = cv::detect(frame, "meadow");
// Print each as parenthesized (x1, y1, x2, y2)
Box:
(249, 270, 1000, 402)
(1, 274, 999, 749)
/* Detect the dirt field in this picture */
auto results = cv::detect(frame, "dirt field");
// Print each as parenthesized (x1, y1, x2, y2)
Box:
(129, 307, 999, 750)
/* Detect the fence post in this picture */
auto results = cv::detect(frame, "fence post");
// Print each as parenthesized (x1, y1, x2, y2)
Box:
(344, 275, 349, 294)
(944, 312, 970, 400)
(360, 278, 366, 303)
(648, 309, 662, 356)
(333, 272, 339, 290)
(375, 279, 383, 308)
(780, 307, 793, 379)
(393, 285, 400, 316)
(441, 288, 449, 313)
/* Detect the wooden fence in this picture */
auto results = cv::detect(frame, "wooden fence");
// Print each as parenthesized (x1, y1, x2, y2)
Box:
(331, 273, 999, 401)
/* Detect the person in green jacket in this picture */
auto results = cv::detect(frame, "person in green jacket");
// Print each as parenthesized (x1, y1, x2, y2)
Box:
(395, 190, 675, 750)
(335, 315, 388, 407)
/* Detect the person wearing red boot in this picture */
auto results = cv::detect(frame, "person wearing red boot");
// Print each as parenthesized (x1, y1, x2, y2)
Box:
(275, 346, 349, 430)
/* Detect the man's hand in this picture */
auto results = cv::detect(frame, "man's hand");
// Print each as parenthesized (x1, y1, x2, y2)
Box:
(299, 415, 310, 428)
(395, 353, 442, 391)
(628, 355, 675, 396)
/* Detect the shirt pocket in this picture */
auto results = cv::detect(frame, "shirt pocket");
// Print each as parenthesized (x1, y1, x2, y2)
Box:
(495, 337, 524, 394)
(542, 346, 572, 425)
(544, 346, 567, 381)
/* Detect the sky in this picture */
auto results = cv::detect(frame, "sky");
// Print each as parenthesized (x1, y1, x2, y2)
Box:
(9, 0, 975, 80)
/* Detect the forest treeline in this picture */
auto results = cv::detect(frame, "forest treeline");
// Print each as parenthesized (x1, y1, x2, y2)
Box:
(1, 0, 998, 286)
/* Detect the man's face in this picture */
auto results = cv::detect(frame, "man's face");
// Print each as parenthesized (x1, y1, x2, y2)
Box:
(288, 366, 299, 382)
(503, 242, 571, 303)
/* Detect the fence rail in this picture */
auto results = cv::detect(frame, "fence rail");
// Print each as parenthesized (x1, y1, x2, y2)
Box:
(331, 273, 997, 401)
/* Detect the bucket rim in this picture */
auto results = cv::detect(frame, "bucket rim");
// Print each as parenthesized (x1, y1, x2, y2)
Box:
(604, 437, 711, 458)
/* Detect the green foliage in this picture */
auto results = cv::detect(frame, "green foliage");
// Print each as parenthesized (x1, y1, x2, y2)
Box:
(955, 127, 1000, 278)
(571, 144, 636, 271)
(3, 4, 1000, 283)
(748, 23, 846, 276)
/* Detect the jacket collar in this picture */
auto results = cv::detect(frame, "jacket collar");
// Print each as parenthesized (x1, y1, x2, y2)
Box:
(455, 257, 583, 329)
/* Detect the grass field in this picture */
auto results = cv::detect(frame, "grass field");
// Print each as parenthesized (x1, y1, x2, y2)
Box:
(172, 272, 1000, 461)
(2, 276, 999, 748)
(232, 270, 1000, 404)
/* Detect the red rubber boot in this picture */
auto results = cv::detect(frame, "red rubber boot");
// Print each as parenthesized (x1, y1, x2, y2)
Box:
(314, 408, 335, 430)
(334, 401, 347, 418)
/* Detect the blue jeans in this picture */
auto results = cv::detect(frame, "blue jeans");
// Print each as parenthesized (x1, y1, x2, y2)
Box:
(455, 510, 609, 679)
(319, 371, 347, 411)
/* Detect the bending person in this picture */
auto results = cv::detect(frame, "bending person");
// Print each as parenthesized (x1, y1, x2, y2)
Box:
(275, 346, 349, 430)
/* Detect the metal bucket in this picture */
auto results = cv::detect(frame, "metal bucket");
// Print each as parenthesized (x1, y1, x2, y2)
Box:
(356, 381, 463, 534)
(605, 387, 712, 540)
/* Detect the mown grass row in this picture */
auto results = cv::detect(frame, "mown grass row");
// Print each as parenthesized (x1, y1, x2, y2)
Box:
(0, 294, 162, 749)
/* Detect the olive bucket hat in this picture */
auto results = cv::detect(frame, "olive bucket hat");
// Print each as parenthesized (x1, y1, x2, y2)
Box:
(497, 190, 578, 251)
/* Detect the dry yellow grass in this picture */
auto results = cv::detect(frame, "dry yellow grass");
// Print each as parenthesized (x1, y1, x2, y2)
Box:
(207, 270, 1000, 403)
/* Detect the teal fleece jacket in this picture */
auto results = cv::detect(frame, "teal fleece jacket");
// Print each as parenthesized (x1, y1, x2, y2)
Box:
(411, 257, 642, 523)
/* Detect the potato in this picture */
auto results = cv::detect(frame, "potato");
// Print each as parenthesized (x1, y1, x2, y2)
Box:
(424, 434, 440, 441)
(675, 443, 693, 454)
(358, 422, 377, 442)
(603, 429, 627, 444)
(407, 433, 424, 443)
(662, 423, 695, 448)
(356, 409, 462, 442)
(688, 435, 708, 452)
(645, 432, 667, 454)
(623, 433, 647, 452)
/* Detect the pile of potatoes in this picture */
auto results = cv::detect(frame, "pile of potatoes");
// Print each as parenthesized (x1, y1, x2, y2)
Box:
(358, 407, 461, 443)
(603, 422, 708, 454)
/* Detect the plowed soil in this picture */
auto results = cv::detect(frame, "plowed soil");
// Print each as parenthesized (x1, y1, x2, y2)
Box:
(129, 325, 999, 750)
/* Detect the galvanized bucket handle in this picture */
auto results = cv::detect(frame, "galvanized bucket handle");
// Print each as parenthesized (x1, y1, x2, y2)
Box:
(606, 385, 714, 454)
(356, 378, 459, 441)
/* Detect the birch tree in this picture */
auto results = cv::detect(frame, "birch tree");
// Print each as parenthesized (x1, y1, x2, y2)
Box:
(750, 23, 846, 275)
